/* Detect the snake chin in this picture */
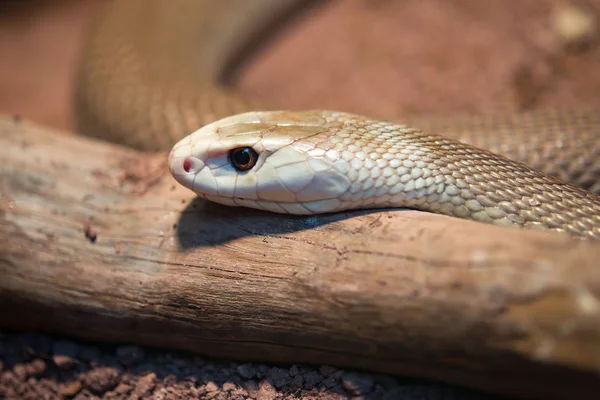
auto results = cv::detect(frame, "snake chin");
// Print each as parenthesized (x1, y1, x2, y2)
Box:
(202, 195, 342, 215)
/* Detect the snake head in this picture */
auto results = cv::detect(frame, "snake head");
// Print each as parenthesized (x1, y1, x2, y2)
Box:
(168, 111, 352, 214)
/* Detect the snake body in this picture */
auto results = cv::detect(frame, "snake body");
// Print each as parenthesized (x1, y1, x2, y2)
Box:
(76, 0, 600, 239)
(169, 110, 600, 239)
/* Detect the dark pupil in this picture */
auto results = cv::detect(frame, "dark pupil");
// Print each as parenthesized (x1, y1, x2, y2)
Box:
(230, 147, 257, 171)
(234, 148, 251, 166)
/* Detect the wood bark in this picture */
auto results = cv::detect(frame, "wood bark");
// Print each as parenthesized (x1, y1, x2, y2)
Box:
(1, 116, 599, 399)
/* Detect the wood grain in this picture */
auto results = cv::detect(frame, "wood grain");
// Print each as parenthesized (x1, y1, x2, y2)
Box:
(1, 116, 599, 399)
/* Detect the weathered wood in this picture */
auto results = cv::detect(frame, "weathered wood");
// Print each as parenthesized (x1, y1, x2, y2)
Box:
(1, 115, 599, 399)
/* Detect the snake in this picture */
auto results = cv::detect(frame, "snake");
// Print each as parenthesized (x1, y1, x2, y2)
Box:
(75, 0, 600, 240)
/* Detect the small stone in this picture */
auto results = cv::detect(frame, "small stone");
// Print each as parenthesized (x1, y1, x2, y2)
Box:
(291, 374, 303, 388)
(219, 367, 232, 379)
(0, 371, 16, 385)
(322, 376, 337, 389)
(267, 367, 290, 388)
(133, 372, 156, 396)
(188, 387, 200, 398)
(12, 363, 27, 380)
(222, 382, 236, 392)
(256, 380, 277, 400)
(28, 376, 54, 398)
(370, 383, 387, 399)
(61, 380, 83, 397)
(303, 370, 322, 389)
(243, 380, 259, 397)
(73, 391, 94, 400)
(204, 381, 218, 393)
(116, 345, 145, 366)
(237, 363, 256, 379)
(26, 359, 46, 377)
(114, 382, 132, 394)
(289, 365, 299, 377)
(162, 374, 177, 386)
(82, 367, 120, 394)
(152, 387, 168, 400)
(257, 364, 269, 378)
(331, 369, 344, 379)
(341, 372, 374, 396)
(319, 365, 337, 377)
(230, 387, 250, 398)
(53, 354, 77, 369)
(2, 386, 16, 399)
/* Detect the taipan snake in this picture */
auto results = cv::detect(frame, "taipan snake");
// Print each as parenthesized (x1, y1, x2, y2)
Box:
(75, 0, 600, 239)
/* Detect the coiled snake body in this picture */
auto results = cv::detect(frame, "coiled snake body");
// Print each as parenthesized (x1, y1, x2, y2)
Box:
(76, 0, 600, 239)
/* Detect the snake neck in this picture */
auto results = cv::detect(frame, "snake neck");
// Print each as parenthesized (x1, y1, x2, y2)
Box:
(307, 115, 600, 239)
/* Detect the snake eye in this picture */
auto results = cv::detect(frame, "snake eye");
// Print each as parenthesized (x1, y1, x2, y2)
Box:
(229, 147, 258, 171)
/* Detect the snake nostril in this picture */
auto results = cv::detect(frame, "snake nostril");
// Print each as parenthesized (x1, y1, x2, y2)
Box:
(173, 156, 204, 176)
(183, 158, 192, 172)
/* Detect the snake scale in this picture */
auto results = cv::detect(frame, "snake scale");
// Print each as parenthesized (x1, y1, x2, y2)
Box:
(75, 0, 600, 239)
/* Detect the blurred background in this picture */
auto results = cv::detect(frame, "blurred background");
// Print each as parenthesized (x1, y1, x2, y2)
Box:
(0, 0, 599, 134)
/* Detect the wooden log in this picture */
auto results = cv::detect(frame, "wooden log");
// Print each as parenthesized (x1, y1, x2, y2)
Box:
(1, 115, 599, 399)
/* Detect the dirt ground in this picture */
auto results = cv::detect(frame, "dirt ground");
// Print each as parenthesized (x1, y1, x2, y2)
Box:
(0, 330, 501, 399)
(1, 0, 599, 399)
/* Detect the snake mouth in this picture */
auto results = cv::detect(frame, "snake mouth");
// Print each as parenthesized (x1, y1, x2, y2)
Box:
(202, 194, 342, 215)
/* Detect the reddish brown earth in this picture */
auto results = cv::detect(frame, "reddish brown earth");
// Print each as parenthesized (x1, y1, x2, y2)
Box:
(239, 0, 600, 118)
(1, 0, 599, 399)
(0, 330, 499, 399)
